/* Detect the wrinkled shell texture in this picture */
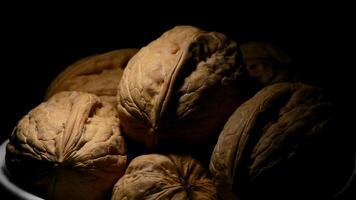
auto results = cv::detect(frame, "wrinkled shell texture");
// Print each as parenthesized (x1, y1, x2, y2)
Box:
(112, 154, 218, 200)
(240, 42, 293, 85)
(46, 49, 138, 105)
(210, 82, 333, 198)
(117, 26, 243, 148)
(6, 91, 127, 200)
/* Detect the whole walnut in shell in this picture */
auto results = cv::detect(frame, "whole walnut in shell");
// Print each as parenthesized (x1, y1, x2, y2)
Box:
(241, 42, 295, 85)
(117, 26, 247, 149)
(46, 49, 138, 106)
(210, 82, 339, 199)
(6, 91, 127, 200)
(112, 154, 219, 200)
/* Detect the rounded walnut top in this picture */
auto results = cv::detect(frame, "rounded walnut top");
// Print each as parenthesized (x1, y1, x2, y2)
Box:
(112, 154, 218, 200)
(6, 91, 127, 200)
(117, 25, 247, 149)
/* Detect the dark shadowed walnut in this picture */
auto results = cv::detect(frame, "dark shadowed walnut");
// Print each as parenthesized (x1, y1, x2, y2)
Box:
(210, 82, 340, 199)
(241, 42, 296, 86)
(117, 26, 248, 149)
(6, 91, 127, 200)
(112, 154, 219, 200)
(46, 49, 138, 106)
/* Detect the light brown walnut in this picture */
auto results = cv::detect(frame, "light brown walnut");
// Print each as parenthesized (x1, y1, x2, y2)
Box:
(6, 91, 127, 200)
(112, 154, 219, 200)
(46, 49, 138, 106)
(117, 26, 248, 149)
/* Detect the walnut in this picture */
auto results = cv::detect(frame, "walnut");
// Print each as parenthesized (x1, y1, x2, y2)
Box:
(112, 154, 218, 200)
(241, 42, 295, 85)
(6, 91, 127, 200)
(210, 82, 336, 199)
(117, 26, 247, 149)
(46, 49, 138, 106)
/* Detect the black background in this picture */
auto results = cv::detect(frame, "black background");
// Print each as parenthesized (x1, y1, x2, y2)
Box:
(0, 4, 354, 199)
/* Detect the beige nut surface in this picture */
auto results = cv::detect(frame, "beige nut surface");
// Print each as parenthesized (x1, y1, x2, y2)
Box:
(112, 154, 218, 200)
(46, 49, 138, 106)
(6, 91, 127, 200)
(117, 25, 247, 149)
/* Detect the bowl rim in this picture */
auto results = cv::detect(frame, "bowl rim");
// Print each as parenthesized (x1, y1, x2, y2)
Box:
(0, 140, 44, 200)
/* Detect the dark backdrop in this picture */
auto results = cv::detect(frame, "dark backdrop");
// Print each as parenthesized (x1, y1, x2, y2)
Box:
(0, 6, 354, 199)
(1, 10, 351, 141)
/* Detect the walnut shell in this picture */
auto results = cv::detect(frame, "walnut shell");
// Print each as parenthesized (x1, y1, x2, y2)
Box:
(6, 91, 127, 200)
(46, 49, 138, 106)
(241, 42, 294, 85)
(210, 82, 336, 199)
(112, 154, 218, 200)
(117, 26, 246, 149)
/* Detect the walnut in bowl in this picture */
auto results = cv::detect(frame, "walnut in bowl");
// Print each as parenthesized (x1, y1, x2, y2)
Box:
(117, 25, 250, 149)
(6, 91, 127, 200)
(46, 49, 138, 106)
(112, 154, 218, 200)
(210, 82, 341, 199)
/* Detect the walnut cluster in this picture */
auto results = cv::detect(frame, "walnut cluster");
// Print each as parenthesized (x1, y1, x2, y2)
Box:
(5, 25, 342, 200)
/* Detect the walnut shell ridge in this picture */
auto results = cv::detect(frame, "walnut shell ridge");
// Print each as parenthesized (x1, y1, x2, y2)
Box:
(210, 82, 335, 199)
(117, 25, 246, 149)
(6, 91, 127, 200)
(112, 154, 218, 200)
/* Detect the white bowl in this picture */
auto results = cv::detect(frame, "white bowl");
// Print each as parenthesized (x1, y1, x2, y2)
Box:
(0, 140, 44, 200)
